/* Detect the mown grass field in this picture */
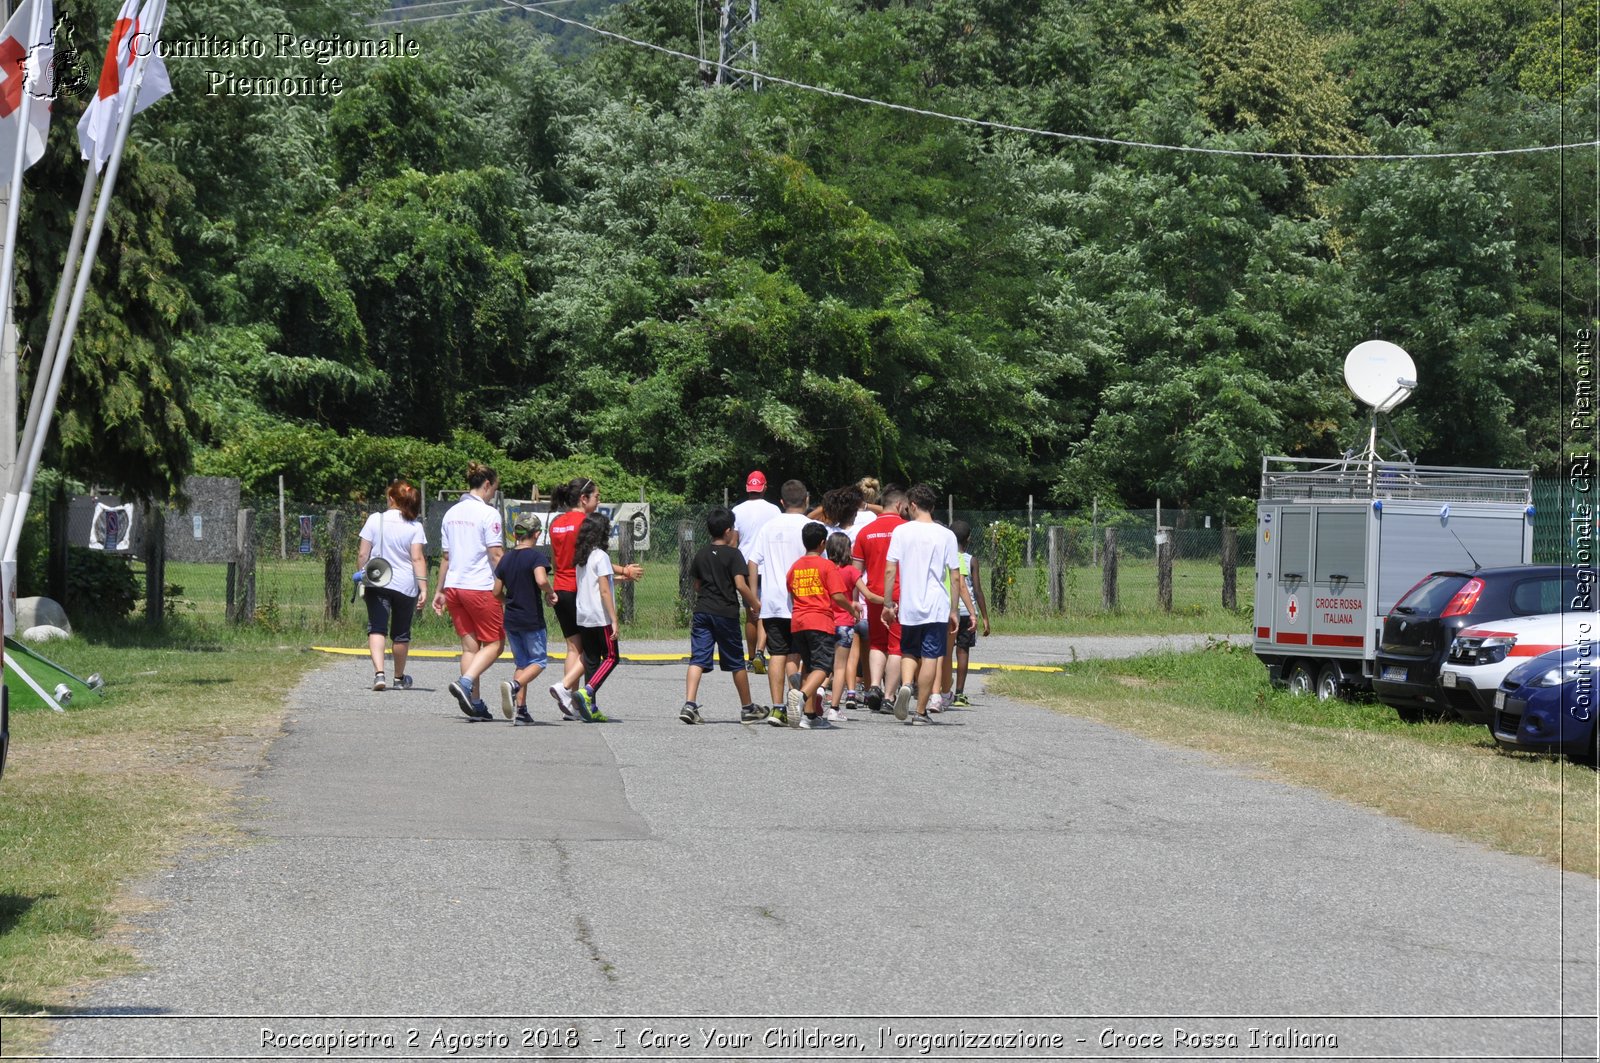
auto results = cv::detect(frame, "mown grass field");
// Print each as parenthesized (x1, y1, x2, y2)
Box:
(160, 555, 1256, 640)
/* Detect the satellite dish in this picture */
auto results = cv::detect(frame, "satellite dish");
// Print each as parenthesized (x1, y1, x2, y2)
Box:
(363, 557, 394, 588)
(1344, 340, 1417, 414)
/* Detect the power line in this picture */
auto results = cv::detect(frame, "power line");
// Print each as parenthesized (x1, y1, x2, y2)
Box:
(493, 0, 1600, 162)
(371, 1, 504, 28)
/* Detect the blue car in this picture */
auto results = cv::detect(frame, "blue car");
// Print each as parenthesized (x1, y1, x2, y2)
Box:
(1491, 646, 1598, 766)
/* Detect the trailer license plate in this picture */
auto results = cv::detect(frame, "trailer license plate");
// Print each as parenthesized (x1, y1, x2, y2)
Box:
(1441, 672, 1457, 688)
(1381, 666, 1407, 682)
(1494, 691, 1505, 710)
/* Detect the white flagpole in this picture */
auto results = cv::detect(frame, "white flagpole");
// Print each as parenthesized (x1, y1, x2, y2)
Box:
(0, 167, 95, 561)
(2, 0, 165, 561)
(0, 0, 46, 531)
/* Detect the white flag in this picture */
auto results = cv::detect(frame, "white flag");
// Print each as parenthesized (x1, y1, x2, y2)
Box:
(0, 0, 54, 174)
(76, 0, 170, 174)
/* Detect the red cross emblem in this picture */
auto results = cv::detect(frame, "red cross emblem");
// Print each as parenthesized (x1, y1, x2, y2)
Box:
(0, 36, 25, 118)
(1286, 596, 1299, 622)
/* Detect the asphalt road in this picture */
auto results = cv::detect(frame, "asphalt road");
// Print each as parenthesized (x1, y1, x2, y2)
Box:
(43, 636, 1598, 1062)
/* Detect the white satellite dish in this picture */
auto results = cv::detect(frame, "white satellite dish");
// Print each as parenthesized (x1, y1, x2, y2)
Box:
(1344, 340, 1416, 414)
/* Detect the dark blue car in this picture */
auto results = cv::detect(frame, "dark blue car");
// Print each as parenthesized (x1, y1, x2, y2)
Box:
(1491, 646, 1598, 766)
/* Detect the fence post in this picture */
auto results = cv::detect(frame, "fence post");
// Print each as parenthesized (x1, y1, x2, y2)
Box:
(278, 474, 286, 560)
(324, 510, 343, 622)
(1047, 526, 1064, 613)
(1221, 523, 1238, 611)
(991, 524, 1009, 615)
(1026, 495, 1034, 567)
(1156, 524, 1173, 613)
(144, 506, 165, 627)
(1092, 497, 1099, 566)
(617, 529, 636, 624)
(1101, 527, 1119, 611)
(236, 509, 256, 625)
(678, 520, 694, 625)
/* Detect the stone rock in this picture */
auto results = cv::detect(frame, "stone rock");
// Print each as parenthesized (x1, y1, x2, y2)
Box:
(15, 596, 71, 634)
(21, 624, 70, 641)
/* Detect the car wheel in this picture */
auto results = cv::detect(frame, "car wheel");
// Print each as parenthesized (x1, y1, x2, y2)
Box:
(1285, 660, 1315, 696)
(1315, 662, 1342, 701)
(1394, 705, 1425, 724)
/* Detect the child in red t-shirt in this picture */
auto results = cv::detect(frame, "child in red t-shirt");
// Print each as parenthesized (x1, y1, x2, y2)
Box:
(825, 532, 866, 721)
(779, 522, 858, 729)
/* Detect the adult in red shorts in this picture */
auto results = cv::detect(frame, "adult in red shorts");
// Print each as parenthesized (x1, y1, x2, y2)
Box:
(851, 485, 907, 712)
(432, 461, 505, 720)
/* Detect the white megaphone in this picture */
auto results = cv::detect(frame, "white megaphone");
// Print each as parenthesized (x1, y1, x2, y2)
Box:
(363, 557, 394, 588)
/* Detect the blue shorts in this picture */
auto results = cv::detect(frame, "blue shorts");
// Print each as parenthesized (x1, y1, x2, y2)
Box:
(506, 627, 549, 670)
(689, 613, 747, 672)
(834, 624, 856, 649)
(899, 621, 949, 660)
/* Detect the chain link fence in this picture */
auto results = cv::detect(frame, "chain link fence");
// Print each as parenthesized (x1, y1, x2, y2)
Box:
(41, 479, 1581, 633)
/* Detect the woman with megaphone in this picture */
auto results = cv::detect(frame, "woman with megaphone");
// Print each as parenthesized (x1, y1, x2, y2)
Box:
(355, 480, 430, 691)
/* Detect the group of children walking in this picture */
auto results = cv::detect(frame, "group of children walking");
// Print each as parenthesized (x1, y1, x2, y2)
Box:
(359, 466, 990, 728)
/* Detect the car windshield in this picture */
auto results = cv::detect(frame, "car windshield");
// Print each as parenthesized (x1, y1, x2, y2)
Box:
(1394, 574, 1468, 614)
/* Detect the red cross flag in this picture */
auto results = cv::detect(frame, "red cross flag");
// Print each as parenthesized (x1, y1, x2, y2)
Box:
(76, 0, 170, 173)
(0, 0, 54, 174)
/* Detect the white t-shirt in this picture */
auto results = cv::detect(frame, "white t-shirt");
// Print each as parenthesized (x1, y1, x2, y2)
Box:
(745, 511, 814, 618)
(732, 497, 780, 551)
(886, 519, 961, 625)
(439, 494, 502, 591)
(848, 508, 874, 544)
(576, 548, 615, 628)
(358, 509, 427, 598)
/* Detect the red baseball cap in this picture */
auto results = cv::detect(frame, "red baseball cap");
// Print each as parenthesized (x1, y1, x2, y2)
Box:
(745, 470, 767, 492)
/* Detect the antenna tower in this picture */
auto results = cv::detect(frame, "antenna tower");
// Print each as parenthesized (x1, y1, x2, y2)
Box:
(716, 0, 760, 89)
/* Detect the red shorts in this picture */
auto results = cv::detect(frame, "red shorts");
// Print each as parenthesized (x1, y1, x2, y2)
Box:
(444, 587, 504, 643)
(866, 600, 902, 654)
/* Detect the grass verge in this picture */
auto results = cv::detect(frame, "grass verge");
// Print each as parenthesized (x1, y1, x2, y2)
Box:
(988, 641, 1599, 877)
(0, 620, 321, 1056)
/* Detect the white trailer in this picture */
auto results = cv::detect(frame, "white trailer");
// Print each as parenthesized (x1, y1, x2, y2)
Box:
(1253, 457, 1534, 697)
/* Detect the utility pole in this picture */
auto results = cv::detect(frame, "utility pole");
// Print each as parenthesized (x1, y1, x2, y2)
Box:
(715, 0, 759, 90)
(0, 0, 16, 511)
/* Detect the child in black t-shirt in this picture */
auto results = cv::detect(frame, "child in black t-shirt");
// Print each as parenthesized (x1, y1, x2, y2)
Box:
(682, 507, 762, 724)
(492, 514, 553, 724)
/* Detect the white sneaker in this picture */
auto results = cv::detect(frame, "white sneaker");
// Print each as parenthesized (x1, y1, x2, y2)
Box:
(799, 713, 835, 729)
(824, 707, 846, 723)
(892, 684, 914, 721)
(549, 683, 578, 720)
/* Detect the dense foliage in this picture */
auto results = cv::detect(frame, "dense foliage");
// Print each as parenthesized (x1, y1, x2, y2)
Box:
(18, 0, 1597, 512)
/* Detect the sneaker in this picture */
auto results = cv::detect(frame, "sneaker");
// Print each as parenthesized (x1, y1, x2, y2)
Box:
(499, 680, 521, 720)
(372, 671, 386, 691)
(471, 700, 495, 721)
(750, 649, 768, 675)
(929, 693, 949, 714)
(784, 675, 805, 724)
(824, 706, 845, 723)
(514, 707, 534, 725)
(766, 706, 788, 727)
(799, 713, 835, 730)
(589, 709, 610, 723)
(892, 684, 914, 721)
(550, 683, 578, 720)
(740, 704, 767, 725)
(952, 691, 970, 707)
(450, 676, 477, 718)
(394, 674, 414, 691)
(865, 686, 886, 713)
(843, 689, 860, 707)
(908, 710, 937, 725)
(572, 686, 597, 722)
(679, 702, 702, 725)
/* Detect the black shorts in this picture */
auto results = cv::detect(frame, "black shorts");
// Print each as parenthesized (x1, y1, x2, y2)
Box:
(790, 628, 838, 677)
(364, 586, 417, 643)
(553, 590, 580, 639)
(762, 616, 793, 657)
(955, 615, 977, 650)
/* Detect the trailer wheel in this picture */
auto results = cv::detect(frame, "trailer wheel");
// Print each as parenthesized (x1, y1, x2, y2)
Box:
(1315, 662, 1342, 701)
(1285, 660, 1315, 696)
